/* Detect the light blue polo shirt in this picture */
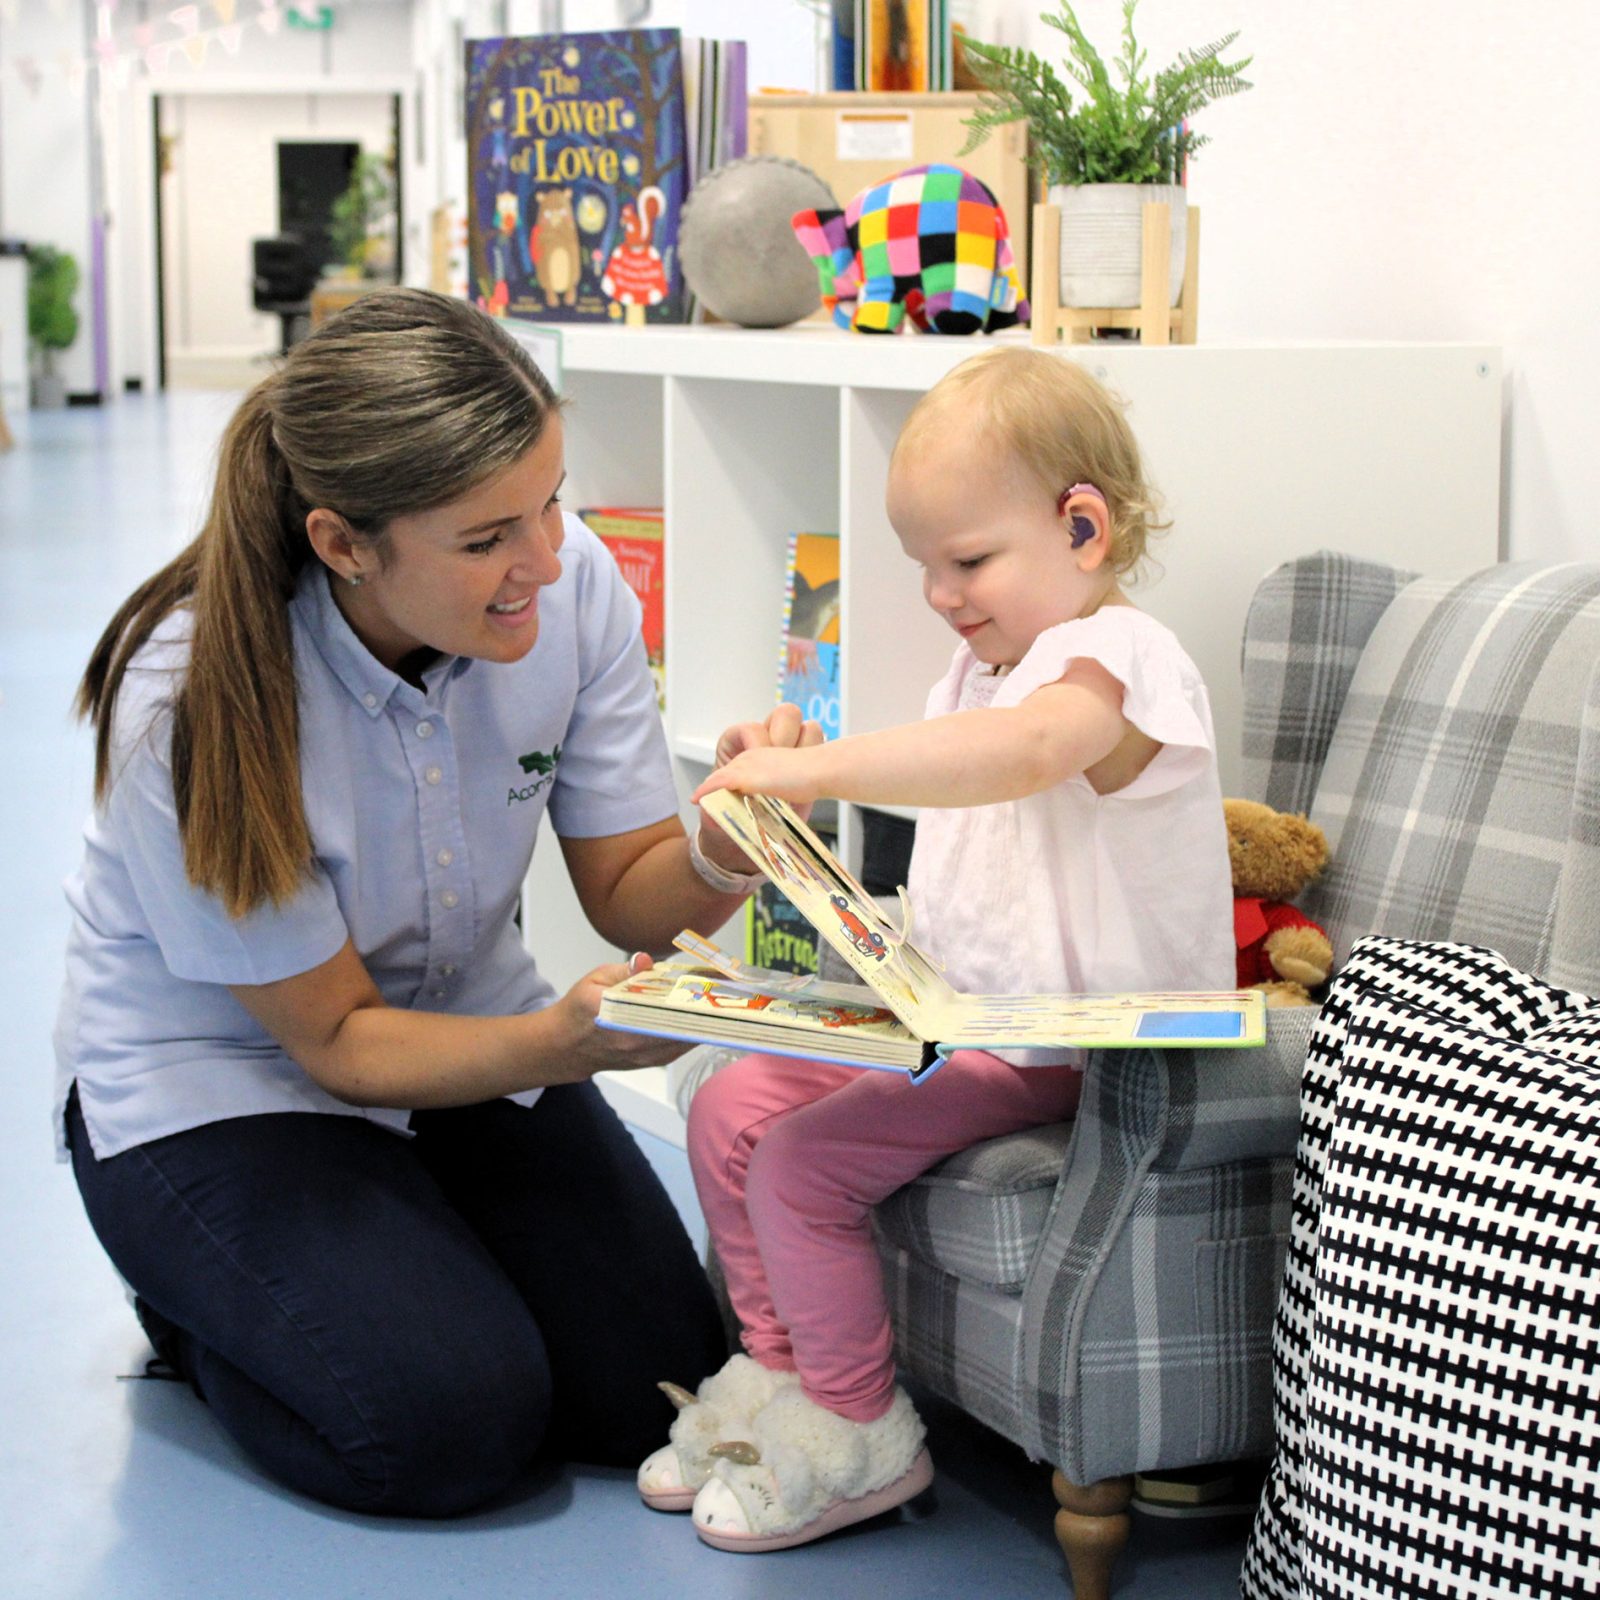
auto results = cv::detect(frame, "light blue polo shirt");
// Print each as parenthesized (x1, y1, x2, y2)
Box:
(55, 514, 680, 1160)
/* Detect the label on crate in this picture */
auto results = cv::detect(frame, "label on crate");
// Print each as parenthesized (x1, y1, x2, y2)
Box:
(836, 113, 914, 163)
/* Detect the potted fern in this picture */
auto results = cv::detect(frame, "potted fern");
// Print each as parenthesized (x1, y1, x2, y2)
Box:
(960, 0, 1251, 310)
(328, 152, 396, 279)
(27, 245, 79, 409)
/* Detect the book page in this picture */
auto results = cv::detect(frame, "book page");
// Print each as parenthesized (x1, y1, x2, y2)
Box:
(609, 962, 912, 1040)
(932, 989, 1266, 1050)
(698, 791, 956, 1036)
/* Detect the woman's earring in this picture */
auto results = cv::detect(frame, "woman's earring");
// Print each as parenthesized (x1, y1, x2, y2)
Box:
(347, 573, 364, 588)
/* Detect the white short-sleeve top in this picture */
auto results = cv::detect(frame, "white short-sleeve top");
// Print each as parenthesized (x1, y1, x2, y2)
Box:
(54, 513, 679, 1159)
(905, 609, 1235, 1051)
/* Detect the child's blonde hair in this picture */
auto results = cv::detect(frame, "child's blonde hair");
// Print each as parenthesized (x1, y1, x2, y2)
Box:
(893, 347, 1167, 581)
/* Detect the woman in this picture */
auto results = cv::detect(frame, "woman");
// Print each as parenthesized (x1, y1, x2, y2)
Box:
(56, 289, 809, 1516)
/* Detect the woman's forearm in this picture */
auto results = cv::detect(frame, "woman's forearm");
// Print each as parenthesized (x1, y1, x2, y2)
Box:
(309, 999, 586, 1109)
(587, 834, 754, 955)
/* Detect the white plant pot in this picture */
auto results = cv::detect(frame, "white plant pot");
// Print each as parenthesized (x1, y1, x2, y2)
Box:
(31, 369, 67, 409)
(1051, 183, 1186, 309)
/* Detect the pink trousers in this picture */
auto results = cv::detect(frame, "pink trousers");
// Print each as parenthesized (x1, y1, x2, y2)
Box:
(686, 1050, 1082, 1423)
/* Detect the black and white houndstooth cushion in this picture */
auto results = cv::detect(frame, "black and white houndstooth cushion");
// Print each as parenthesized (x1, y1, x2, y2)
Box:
(1241, 936, 1600, 1600)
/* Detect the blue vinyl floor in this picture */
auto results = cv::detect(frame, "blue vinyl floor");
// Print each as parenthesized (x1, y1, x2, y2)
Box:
(0, 392, 1252, 1598)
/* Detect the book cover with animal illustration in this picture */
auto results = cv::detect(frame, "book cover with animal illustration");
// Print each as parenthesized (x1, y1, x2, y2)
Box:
(578, 506, 665, 707)
(466, 29, 688, 324)
(600, 793, 1266, 1078)
(778, 532, 841, 742)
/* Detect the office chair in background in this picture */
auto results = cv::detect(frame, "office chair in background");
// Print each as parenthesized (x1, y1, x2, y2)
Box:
(251, 235, 319, 355)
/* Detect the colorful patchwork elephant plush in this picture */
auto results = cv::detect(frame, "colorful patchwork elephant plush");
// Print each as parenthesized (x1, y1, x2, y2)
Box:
(791, 163, 1028, 335)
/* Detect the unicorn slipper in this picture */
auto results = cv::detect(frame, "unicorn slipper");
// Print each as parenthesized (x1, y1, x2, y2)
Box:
(691, 1387, 933, 1553)
(635, 1354, 798, 1513)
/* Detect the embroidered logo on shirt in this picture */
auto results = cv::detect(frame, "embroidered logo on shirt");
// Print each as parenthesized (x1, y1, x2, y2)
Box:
(509, 744, 561, 806)
(517, 745, 561, 776)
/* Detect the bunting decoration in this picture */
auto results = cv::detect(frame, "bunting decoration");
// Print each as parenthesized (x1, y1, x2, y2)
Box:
(1, 0, 327, 94)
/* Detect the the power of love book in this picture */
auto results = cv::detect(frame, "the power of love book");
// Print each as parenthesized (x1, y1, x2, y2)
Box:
(598, 791, 1265, 1080)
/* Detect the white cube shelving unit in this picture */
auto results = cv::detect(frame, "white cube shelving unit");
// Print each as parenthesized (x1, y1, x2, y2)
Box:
(511, 322, 1505, 1143)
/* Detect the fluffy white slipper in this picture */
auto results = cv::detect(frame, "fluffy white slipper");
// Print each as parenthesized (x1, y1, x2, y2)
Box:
(691, 1387, 932, 1552)
(636, 1354, 798, 1512)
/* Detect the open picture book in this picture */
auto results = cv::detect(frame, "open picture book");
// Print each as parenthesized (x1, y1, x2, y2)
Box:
(598, 791, 1265, 1080)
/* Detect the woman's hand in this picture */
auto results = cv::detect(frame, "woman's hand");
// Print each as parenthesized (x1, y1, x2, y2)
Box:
(696, 704, 825, 859)
(547, 953, 690, 1080)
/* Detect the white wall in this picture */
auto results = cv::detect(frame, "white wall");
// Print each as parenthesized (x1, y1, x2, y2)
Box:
(976, 0, 1600, 564)
(544, 0, 818, 89)
(0, 2, 96, 395)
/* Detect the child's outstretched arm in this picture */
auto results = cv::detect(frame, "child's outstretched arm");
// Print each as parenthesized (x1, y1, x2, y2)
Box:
(693, 661, 1133, 809)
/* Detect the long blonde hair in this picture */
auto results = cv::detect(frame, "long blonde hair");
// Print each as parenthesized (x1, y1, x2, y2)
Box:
(77, 289, 559, 918)
(894, 347, 1168, 580)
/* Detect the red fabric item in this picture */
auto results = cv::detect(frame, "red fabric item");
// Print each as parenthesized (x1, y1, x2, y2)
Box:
(1234, 896, 1322, 985)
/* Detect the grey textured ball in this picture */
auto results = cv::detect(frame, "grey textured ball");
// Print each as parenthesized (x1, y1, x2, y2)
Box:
(680, 156, 838, 329)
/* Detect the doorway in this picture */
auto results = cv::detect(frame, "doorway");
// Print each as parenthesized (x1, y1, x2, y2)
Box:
(153, 91, 399, 389)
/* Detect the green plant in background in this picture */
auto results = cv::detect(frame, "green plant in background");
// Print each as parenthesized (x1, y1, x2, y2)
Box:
(960, 0, 1252, 187)
(27, 245, 80, 367)
(328, 151, 395, 273)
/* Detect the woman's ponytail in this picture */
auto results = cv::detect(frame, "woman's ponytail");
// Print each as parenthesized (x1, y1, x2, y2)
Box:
(79, 379, 315, 916)
(172, 382, 314, 915)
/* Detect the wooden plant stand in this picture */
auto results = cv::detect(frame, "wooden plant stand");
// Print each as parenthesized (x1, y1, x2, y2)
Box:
(1030, 199, 1200, 347)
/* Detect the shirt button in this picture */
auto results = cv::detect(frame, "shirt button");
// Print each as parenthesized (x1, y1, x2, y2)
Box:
(432, 988, 446, 998)
(436, 848, 454, 867)
(362, 693, 377, 709)
(425, 766, 443, 785)
(440, 890, 459, 909)
(416, 721, 434, 739)
(441, 963, 456, 976)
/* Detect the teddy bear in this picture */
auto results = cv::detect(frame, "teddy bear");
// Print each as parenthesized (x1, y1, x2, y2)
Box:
(1224, 797, 1335, 1007)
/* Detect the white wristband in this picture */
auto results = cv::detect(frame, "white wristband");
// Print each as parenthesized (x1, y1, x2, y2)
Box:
(688, 826, 765, 894)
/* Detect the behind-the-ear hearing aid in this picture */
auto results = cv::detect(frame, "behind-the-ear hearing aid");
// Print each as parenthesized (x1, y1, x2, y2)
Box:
(1057, 482, 1107, 548)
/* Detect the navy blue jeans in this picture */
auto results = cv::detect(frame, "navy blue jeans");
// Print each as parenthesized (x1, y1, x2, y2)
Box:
(67, 1083, 726, 1517)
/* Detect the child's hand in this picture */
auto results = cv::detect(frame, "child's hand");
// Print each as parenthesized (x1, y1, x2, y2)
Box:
(694, 705, 826, 866)
(693, 744, 826, 806)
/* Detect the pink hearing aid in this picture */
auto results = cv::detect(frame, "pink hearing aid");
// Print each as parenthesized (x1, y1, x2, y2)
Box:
(1057, 483, 1107, 548)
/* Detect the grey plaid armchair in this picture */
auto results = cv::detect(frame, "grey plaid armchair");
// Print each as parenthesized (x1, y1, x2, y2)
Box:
(674, 553, 1600, 1597)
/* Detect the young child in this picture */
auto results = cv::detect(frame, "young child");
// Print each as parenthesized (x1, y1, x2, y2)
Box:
(637, 347, 1235, 1552)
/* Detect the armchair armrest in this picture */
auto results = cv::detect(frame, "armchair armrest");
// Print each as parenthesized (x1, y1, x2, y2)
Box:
(1146, 1006, 1319, 1171)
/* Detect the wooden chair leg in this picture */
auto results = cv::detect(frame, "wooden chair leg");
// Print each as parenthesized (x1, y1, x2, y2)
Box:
(1051, 1469, 1132, 1599)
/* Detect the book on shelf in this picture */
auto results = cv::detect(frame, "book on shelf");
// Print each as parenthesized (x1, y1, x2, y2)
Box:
(682, 34, 750, 322)
(852, 1, 967, 92)
(778, 531, 841, 742)
(599, 791, 1266, 1081)
(466, 29, 745, 326)
(578, 506, 664, 708)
